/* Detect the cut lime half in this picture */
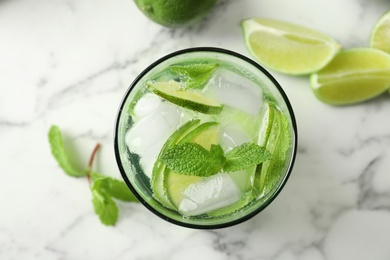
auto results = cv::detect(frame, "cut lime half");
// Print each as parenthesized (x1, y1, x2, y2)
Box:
(370, 10, 390, 54)
(310, 48, 390, 105)
(147, 80, 223, 114)
(241, 18, 341, 75)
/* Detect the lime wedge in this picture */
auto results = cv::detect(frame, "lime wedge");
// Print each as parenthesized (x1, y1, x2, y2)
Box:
(241, 18, 341, 75)
(370, 10, 390, 54)
(151, 119, 201, 210)
(310, 48, 390, 105)
(147, 80, 223, 114)
(165, 122, 220, 208)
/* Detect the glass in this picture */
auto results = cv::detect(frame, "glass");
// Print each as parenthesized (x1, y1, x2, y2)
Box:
(114, 47, 297, 229)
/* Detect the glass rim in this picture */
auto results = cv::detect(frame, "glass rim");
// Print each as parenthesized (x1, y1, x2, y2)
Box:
(113, 47, 298, 229)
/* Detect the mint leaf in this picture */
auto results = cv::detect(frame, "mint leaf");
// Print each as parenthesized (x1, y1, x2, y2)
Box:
(161, 143, 224, 177)
(91, 173, 138, 202)
(224, 143, 271, 172)
(90, 172, 105, 182)
(170, 63, 218, 90)
(91, 179, 118, 226)
(48, 125, 86, 177)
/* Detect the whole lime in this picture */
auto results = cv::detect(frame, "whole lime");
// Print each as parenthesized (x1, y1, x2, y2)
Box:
(134, 0, 217, 28)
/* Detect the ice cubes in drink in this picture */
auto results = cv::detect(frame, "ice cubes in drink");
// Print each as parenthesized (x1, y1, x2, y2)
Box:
(125, 94, 181, 178)
(205, 68, 263, 116)
(178, 173, 241, 216)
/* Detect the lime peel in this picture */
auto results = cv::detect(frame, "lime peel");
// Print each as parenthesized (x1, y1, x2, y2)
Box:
(134, 0, 217, 28)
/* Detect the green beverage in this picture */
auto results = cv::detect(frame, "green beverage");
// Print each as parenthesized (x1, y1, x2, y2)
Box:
(114, 48, 297, 228)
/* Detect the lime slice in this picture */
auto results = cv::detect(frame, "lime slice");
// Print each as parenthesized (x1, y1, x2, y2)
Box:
(208, 192, 254, 217)
(310, 48, 390, 105)
(147, 80, 223, 114)
(165, 122, 220, 207)
(151, 119, 201, 210)
(241, 18, 341, 75)
(370, 10, 390, 54)
(253, 107, 290, 196)
(257, 102, 275, 147)
(252, 102, 276, 195)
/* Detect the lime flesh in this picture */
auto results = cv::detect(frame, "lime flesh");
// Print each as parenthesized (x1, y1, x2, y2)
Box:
(370, 10, 390, 54)
(241, 18, 341, 75)
(310, 48, 390, 105)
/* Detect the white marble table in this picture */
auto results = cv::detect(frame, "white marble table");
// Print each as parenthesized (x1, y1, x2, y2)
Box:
(1, 0, 390, 259)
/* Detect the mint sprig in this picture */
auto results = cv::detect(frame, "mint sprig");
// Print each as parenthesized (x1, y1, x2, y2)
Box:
(48, 125, 138, 226)
(169, 63, 218, 90)
(161, 142, 271, 177)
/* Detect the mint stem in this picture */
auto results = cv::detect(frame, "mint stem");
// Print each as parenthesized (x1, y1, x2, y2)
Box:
(87, 143, 101, 184)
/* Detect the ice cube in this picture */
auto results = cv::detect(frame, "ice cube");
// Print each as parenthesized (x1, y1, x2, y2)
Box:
(206, 68, 263, 115)
(139, 157, 155, 179)
(133, 93, 162, 118)
(220, 125, 251, 152)
(126, 99, 181, 178)
(178, 173, 241, 216)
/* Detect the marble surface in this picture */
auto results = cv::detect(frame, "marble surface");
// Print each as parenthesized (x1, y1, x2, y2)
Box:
(1, 0, 390, 259)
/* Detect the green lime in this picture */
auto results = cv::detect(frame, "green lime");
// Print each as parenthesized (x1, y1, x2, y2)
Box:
(134, 0, 217, 28)
(310, 48, 390, 105)
(165, 122, 220, 208)
(241, 18, 341, 75)
(370, 10, 390, 54)
(146, 80, 223, 114)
